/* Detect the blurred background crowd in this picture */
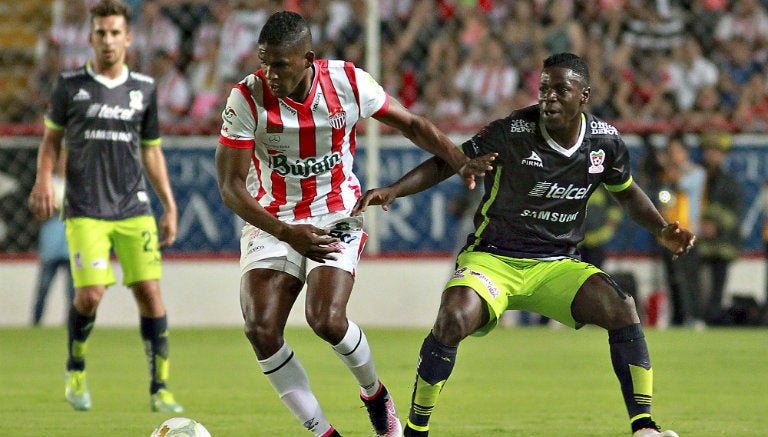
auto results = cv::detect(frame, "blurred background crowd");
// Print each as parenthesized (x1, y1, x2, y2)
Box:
(1, 0, 768, 135)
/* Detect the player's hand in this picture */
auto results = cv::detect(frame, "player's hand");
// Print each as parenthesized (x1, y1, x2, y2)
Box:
(458, 152, 497, 189)
(28, 180, 56, 222)
(658, 221, 696, 260)
(158, 209, 178, 248)
(352, 187, 398, 215)
(283, 224, 341, 263)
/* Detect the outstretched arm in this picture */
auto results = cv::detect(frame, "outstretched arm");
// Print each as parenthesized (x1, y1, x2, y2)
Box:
(353, 152, 496, 215)
(375, 98, 483, 189)
(610, 181, 696, 258)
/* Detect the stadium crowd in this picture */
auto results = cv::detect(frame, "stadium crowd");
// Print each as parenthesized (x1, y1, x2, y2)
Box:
(7, 0, 768, 135)
(6, 0, 768, 134)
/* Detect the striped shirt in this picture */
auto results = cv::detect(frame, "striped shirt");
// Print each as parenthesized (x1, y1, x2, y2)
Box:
(219, 60, 388, 220)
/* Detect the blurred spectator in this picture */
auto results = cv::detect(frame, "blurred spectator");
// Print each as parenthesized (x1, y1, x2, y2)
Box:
(21, 42, 64, 123)
(541, 0, 585, 55)
(665, 35, 719, 112)
(129, 0, 180, 72)
(657, 134, 705, 328)
(46, 0, 91, 70)
(578, 185, 623, 270)
(714, 0, 768, 60)
(454, 36, 519, 119)
(30, 151, 74, 326)
(678, 85, 733, 132)
(696, 132, 743, 324)
(149, 49, 191, 124)
(732, 70, 768, 132)
(160, 0, 212, 73)
(613, 50, 672, 122)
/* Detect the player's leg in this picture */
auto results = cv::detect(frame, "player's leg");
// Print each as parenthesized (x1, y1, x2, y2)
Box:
(572, 273, 678, 437)
(114, 215, 182, 412)
(63, 217, 116, 411)
(31, 259, 58, 326)
(305, 216, 401, 437)
(403, 285, 489, 437)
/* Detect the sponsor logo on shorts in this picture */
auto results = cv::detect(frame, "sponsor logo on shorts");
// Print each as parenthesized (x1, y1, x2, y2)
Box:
(469, 270, 500, 298)
(91, 259, 108, 269)
(452, 266, 468, 279)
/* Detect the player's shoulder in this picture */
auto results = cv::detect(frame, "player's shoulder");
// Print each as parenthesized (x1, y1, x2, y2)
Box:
(129, 70, 155, 85)
(583, 112, 622, 140)
(497, 105, 540, 135)
(58, 66, 87, 83)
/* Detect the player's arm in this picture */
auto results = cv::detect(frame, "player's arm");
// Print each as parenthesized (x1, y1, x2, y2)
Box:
(214, 144, 340, 262)
(353, 152, 495, 215)
(374, 98, 482, 189)
(142, 143, 178, 247)
(28, 125, 65, 221)
(609, 181, 695, 258)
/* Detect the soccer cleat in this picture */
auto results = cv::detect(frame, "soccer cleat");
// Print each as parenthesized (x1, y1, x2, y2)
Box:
(65, 370, 92, 411)
(360, 383, 403, 437)
(632, 428, 680, 437)
(150, 388, 184, 413)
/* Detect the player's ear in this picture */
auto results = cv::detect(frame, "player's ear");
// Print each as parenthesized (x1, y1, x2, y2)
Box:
(304, 50, 315, 67)
(581, 87, 590, 104)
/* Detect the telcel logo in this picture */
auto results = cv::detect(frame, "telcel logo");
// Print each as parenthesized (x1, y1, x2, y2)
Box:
(529, 182, 592, 199)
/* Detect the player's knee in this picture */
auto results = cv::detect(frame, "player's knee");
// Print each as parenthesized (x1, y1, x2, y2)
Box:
(243, 319, 282, 352)
(433, 307, 474, 346)
(306, 311, 346, 344)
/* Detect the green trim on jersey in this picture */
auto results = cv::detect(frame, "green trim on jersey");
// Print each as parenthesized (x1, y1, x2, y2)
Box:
(141, 138, 162, 147)
(44, 117, 64, 131)
(468, 164, 504, 251)
(605, 175, 633, 192)
(445, 250, 602, 335)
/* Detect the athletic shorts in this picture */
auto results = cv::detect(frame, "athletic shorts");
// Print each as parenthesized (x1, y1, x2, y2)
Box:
(239, 211, 366, 282)
(445, 250, 603, 335)
(65, 215, 162, 288)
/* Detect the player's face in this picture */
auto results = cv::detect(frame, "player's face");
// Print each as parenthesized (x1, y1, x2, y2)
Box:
(538, 67, 589, 131)
(258, 43, 314, 100)
(89, 15, 131, 69)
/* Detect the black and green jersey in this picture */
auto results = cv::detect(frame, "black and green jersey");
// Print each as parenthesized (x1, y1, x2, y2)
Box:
(460, 105, 632, 259)
(46, 63, 161, 220)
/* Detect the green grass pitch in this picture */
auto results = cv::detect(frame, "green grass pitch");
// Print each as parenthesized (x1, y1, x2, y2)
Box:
(1, 325, 765, 436)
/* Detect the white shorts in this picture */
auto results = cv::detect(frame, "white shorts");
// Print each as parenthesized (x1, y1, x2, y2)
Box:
(239, 211, 367, 282)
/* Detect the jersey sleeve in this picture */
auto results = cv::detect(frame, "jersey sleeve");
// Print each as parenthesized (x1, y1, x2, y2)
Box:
(354, 68, 388, 119)
(603, 138, 633, 192)
(44, 75, 68, 130)
(141, 85, 162, 146)
(460, 119, 505, 159)
(219, 83, 257, 149)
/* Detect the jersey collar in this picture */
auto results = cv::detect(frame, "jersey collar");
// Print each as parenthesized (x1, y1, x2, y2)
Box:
(86, 61, 129, 89)
(540, 113, 586, 158)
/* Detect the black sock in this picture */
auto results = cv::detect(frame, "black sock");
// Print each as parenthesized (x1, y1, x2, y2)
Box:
(608, 323, 654, 431)
(407, 332, 458, 430)
(66, 305, 95, 371)
(141, 315, 169, 394)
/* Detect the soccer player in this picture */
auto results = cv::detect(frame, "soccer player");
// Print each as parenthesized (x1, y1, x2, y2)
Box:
(27, 0, 182, 413)
(353, 53, 691, 437)
(214, 11, 482, 437)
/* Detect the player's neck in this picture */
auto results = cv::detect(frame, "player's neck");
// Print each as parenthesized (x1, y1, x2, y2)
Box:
(91, 60, 125, 79)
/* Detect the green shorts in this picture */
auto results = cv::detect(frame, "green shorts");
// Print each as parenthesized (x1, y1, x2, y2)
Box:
(445, 251, 602, 335)
(65, 215, 162, 288)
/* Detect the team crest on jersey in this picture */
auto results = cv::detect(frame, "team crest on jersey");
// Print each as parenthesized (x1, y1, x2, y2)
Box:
(129, 90, 143, 110)
(329, 109, 346, 130)
(588, 149, 606, 174)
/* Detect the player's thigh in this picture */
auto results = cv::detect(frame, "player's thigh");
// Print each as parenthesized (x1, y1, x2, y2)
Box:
(523, 258, 602, 329)
(444, 251, 519, 337)
(111, 215, 162, 285)
(65, 217, 116, 288)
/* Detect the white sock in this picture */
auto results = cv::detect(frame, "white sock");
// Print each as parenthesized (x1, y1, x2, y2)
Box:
(332, 320, 380, 397)
(259, 342, 333, 436)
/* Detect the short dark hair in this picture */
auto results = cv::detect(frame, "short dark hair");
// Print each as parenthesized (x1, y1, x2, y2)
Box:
(258, 11, 312, 48)
(90, 0, 131, 26)
(543, 53, 590, 84)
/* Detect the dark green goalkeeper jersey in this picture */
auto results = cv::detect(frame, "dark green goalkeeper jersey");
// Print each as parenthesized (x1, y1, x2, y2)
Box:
(46, 63, 161, 220)
(460, 105, 633, 259)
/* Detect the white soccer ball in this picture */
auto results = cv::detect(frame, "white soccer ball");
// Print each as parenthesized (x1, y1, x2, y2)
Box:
(150, 417, 212, 437)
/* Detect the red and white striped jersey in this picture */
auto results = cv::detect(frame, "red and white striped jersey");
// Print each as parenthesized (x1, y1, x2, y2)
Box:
(219, 60, 389, 220)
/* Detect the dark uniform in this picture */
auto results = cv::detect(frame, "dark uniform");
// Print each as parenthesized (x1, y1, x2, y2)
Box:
(447, 105, 633, 332)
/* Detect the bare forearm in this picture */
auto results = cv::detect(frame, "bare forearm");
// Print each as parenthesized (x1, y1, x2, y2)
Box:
(613, 184, 667, 236)
(390, 156, 454, 197)
(142, 148, 177, 213)
(402, 116, 467, 171)
(219, 183, 288, 239)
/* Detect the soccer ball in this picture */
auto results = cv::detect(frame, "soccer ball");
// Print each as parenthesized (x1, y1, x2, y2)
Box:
(150, 417, 212, 437)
